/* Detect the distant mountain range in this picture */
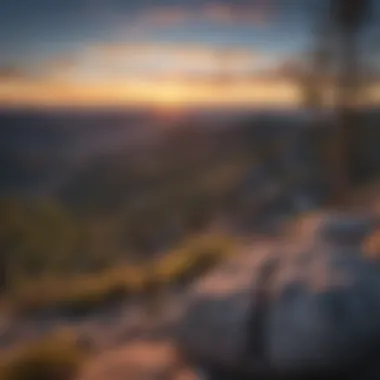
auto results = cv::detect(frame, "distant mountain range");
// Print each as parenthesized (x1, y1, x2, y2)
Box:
(1, 107, 379, 204)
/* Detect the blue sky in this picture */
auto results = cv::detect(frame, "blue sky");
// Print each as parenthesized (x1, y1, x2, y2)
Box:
(0, 0, 316, 71)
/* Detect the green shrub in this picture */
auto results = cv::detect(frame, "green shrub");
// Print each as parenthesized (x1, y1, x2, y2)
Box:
(0, 332, 85, 380)
(154, 234, 235, 287)
(5, 235, 237, 316)
(9, 266, 146, 316)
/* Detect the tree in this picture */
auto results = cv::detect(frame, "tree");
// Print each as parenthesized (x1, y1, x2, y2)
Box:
(305, 3, 334, 113)
(329, 0, 372, 193)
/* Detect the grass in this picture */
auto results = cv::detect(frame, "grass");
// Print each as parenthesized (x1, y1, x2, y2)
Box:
(0, 330, 86, 380)
(5, 234, 237, 317)
(8, 266, 147, 316)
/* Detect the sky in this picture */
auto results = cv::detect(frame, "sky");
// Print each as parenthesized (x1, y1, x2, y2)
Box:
(0, 0, 379, 108)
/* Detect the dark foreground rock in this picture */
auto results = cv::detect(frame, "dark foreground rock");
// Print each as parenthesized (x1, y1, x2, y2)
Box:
(176, 214, 380, 379)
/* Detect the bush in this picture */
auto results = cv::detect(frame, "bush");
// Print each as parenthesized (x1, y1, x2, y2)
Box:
(9, 266, 147, 317)
(5, 235, 237, 317)
(153, 234, 235, 287)
(0, 332, 85, 380)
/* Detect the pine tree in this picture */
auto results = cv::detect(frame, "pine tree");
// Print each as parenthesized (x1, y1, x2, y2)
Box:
(329, 0, 372, 192)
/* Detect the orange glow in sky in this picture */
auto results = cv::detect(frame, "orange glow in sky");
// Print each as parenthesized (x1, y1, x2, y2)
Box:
(0, 42, 299, 109)
(0, 77, 300, 109)
(1, 41, 379, 109)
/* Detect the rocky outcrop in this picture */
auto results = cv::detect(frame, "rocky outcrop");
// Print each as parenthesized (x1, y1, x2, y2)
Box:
(176, 213, 380, 378)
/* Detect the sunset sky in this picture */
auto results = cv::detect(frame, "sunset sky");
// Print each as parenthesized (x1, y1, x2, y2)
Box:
(1, 0, 379, 108)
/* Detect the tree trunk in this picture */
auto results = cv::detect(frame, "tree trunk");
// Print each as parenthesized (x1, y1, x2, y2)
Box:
(0, 250, 8, 292)
(332, 27, 360, 199)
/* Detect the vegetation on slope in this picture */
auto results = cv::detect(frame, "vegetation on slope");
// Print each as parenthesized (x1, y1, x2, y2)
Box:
(0, 331, 86, 380)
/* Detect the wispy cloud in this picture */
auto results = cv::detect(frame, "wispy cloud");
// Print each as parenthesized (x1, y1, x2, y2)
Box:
(41, 57, 79, 79)
(202, 2, 273, 25)
(124, 2, 274, 30)
(0, 66, 29, 81)
(138, 5, 191, 27)
(92, 1, 274, 38)
(84, 43, 261, 78)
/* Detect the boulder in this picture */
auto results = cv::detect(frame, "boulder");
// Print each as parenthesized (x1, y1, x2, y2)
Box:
(267, 248, 380, 374)
(313, 213, 379, 248)
(176, 234, 380, 378)
(290, 212, 379, 249)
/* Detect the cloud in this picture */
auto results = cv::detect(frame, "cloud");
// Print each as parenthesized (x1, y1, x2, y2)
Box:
(99, 1, 274, 38)
(0, 66, 29, 81)
(86, 43, 260, 76)
(139, 6, 191, 27)
(41, 57, 79, 79)
(0, 59, 79, 84)
(202, 2, 273, 25)
(132, 4, 262, 29)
